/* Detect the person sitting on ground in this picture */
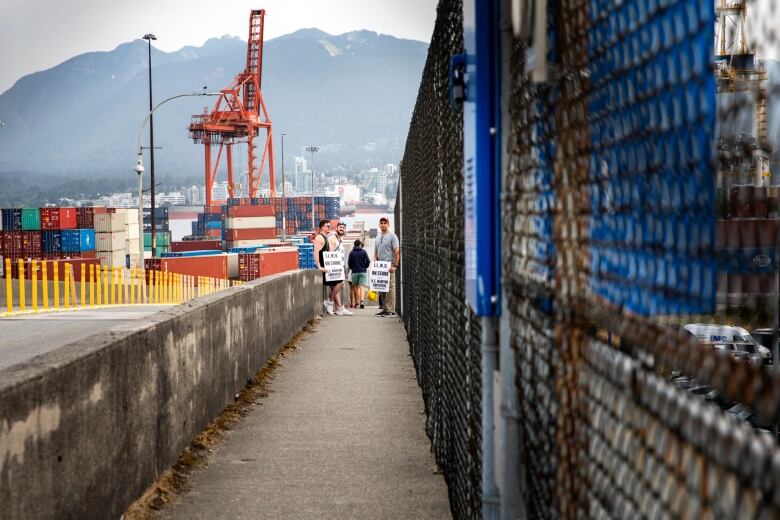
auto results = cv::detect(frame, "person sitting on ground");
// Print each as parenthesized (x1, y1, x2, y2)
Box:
(348, 239, 371, 309)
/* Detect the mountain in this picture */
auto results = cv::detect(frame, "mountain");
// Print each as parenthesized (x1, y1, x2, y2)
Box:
(0, 29, 427, 194)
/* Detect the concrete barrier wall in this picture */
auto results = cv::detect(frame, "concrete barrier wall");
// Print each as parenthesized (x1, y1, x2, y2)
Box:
(0, 269, 321, 519)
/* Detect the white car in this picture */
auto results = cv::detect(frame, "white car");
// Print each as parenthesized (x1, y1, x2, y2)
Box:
(683, 324, 772, 364)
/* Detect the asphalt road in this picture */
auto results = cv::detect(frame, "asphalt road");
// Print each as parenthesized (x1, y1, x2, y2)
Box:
(0, 305, 173, 371)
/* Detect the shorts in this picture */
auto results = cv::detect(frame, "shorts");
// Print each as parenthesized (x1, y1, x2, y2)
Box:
(351, 272, 368, 286)
(322, 273, 342, 287)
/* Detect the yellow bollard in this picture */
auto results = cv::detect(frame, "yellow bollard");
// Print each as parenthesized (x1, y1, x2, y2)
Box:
(96, 264, 102, 306)
(149, 270, 155, 304)
(123, 268, 129, 304)
(162, 272, 168, 303)
(69, 265, 77, 307)
(89, 265, 95, 306)
(64, 264, 71, 310)
(42, 261, 49, 310)
(53, 262, 60, 309)
(176, 274, 181, 303)
(17, 260, 26, 312)
(80, 264, 86, 307)
(5, 258, 13, 314)
(102, 266, 109, 304)
(130, 268, 136, 305)
(31, 260, 38, 312)
(110, 267, 116, 305)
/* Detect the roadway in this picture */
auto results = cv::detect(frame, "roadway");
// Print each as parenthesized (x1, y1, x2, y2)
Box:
(0, 305, 173, 371)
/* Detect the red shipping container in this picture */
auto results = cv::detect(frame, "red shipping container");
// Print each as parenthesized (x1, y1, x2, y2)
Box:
(238, 249, 298, 281)
(21, 231, 42, 257)
(226, 228, 276, 241)
(206, 229, 222, 238)
(76, 207, 95, 228)
(40, 208, 61, 230)
(170, 240, 224, 252)
(145, 254, 228, 280)
(205, 205, 223, 214)
(228, 205, 275, 217)
(7, 257, 100, 281)
(93, 207, 109, 214)
(59, 207, 77, 229)
(2, 231, 23, 256)
(756, 219, 777, 248)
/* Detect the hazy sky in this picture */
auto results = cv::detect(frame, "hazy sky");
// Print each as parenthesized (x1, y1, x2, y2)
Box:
(0, 0, 438, 94)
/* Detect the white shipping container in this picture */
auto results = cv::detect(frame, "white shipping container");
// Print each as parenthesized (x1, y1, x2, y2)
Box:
(125, 223, 140, 240)
(226, 253, 239, 278)
(94, 213, 127, 232)
(98, 250, 126, 267)
(226, 216, 276, 229)
(228, 239, 281, 247)
(125, 238, 140, 254)
(115, 208, 139, 222)
(96, 231, 127, 252)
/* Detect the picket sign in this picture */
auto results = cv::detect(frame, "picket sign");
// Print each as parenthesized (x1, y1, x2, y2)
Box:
(369, 261, 391, 293)
(323, 251, 345, 282)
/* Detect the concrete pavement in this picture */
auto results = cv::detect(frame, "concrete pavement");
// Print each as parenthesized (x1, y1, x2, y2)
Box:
(0, 305, 173, 371)
(156, 307, 451, 520)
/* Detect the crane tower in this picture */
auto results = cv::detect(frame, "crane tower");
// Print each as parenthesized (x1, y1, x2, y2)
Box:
(189, 10, 276, 204)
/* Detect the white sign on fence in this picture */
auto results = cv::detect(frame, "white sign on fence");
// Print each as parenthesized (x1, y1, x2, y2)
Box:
(323, 251, 345, 282)
(369, 261, 391, 293)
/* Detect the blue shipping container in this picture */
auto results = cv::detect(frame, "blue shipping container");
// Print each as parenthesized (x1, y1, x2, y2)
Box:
(41, 230, 63, 253)
(61, 229, 95, 252)
(1, 209, 22, 231)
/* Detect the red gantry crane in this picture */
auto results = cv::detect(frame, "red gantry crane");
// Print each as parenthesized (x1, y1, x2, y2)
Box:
(189, 9, 275, 205)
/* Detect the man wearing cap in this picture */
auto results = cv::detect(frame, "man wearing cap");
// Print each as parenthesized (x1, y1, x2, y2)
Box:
(374, 216, 400, 317)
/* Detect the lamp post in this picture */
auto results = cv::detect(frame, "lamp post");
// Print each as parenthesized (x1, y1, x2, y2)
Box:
(143, 33, 158, 256)
(305, 145, 319, 230)
(281, 133, 287, 240)
(135, 91, 220, 267)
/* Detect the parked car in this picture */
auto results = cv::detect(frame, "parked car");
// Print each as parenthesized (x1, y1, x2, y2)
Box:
(751, 329, 776, 364)
(684, 324, 771, 364)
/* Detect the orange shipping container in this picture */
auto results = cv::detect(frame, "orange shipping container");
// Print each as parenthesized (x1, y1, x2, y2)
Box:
(155, 254, 228, 279)
(228, 205, 275, 217)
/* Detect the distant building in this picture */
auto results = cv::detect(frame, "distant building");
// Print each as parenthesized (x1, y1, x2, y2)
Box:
(295, 170, 312, 193)
(367, 168, 387, 195)
(294, 156, 308, 174)
(160, 192, 185, 205)
(212, 181, 229, 201)
(384, 163, 398, 176)
(185, 185, 203, 205)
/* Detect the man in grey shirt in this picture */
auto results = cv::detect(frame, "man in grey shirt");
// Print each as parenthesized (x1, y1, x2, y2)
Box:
(374, 216, 400, 317)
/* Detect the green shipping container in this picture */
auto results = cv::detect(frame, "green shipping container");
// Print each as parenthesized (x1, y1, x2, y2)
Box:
(144, 245, 170, 255)
(21, 208, 40, 230)
(143, 232, 171, 247)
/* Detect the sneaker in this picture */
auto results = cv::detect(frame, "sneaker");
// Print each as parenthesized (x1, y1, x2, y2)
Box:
(324, 299, 334, 315)
(384, 311, 397, 317)
(375, 310, 387, 316)
(336, 307, 354, 316)
(359, 303, 365, 309)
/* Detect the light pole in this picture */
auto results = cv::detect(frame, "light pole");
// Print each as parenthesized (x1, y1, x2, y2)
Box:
(143, 33, 158, 256)
(135, 91, 220, 266)
(281, 133, 287, 240)
(305, 145, 319, 229)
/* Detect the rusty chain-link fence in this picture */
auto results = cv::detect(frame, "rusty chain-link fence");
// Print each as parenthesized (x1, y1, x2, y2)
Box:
(401, 0, 780, 518)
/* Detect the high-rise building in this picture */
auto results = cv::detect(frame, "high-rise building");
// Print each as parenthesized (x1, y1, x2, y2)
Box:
(368, 168, 387, 195)
(294, 156, 308, 174)
(212, 181, 229, 201)
(295, 170, 312, 193)
(384, 163, 398, 176)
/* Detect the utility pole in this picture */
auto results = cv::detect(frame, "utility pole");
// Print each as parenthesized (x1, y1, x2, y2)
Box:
(143, 33, 157, 256)
(306, 145, 319, 229)
(281, 133, 287, 240)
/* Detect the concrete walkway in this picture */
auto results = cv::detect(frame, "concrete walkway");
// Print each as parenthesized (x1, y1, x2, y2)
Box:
(157, 307, 451, 520)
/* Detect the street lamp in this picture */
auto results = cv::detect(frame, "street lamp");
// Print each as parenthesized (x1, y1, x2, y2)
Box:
(305, 145, 319, 229)
(143, 33, 158, 256)
(281, 133, 287, 240)
(135, 91, 220, 266)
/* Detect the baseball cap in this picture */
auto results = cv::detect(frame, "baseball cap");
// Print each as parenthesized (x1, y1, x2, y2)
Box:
(379, 216, 390, 223)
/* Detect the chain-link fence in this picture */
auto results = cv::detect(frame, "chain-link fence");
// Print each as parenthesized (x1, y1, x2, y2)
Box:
(401, 0, 780, 518)
(398, 1, 483, 518)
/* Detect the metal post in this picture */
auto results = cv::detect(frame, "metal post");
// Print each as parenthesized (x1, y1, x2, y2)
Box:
(498, 0, 523, 516)
(144, 34, 157, 257)
(281, 133, 287, 240)
(481, 316, 500, 519)
(306, 146, 319, 229)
